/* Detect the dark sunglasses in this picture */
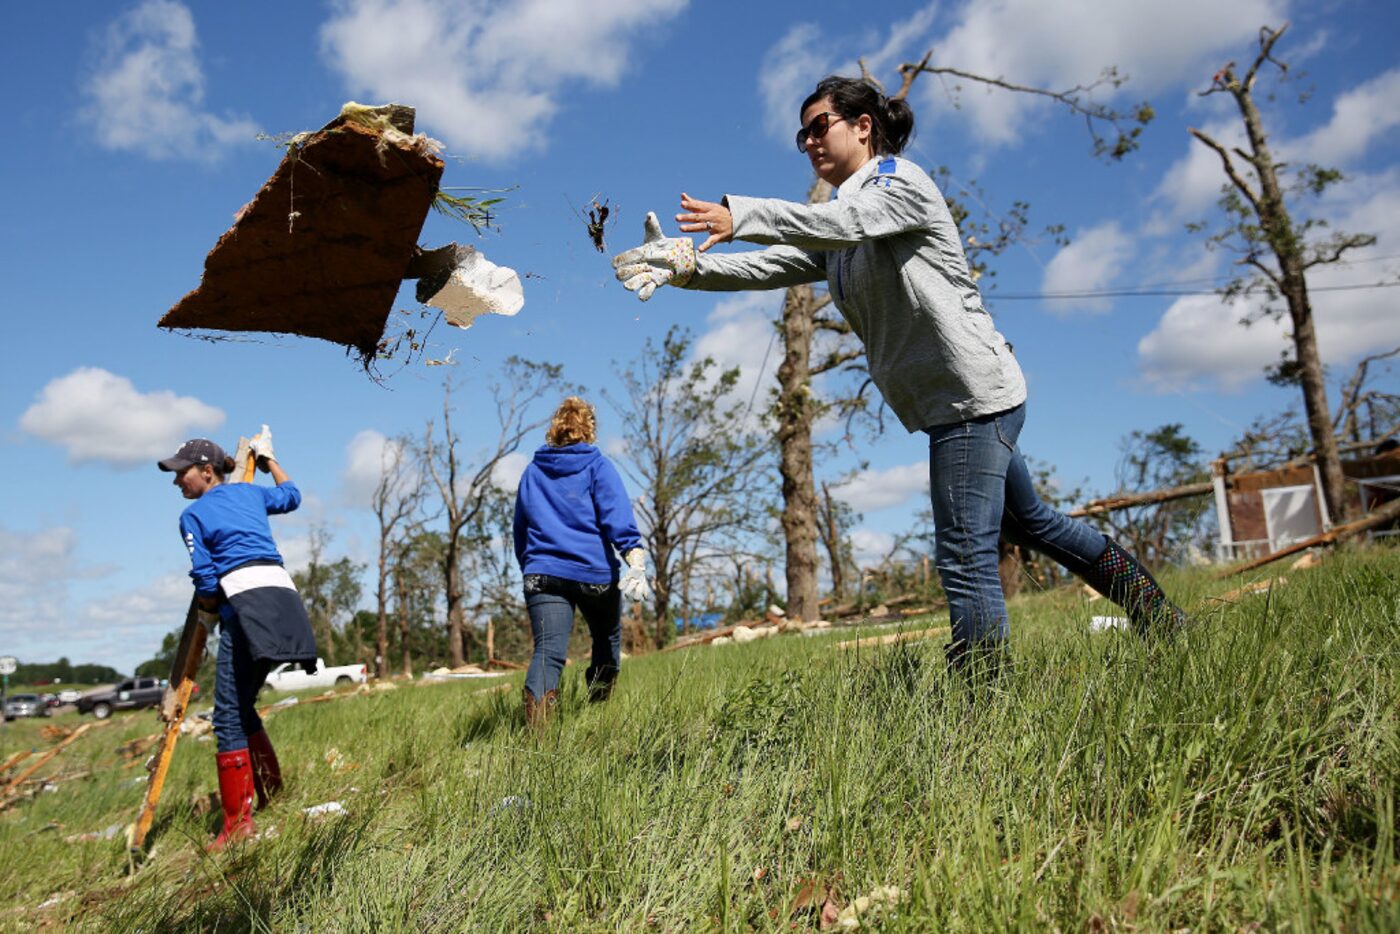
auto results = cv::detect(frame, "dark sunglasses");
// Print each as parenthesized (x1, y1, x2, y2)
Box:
(795, 111, 848, 152)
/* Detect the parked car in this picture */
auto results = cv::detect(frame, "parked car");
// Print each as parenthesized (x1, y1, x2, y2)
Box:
(76, 677, 166, 719)
(56, 689, 82, 705)
(4, 694, 51, 720)
(263, 659, 368, 694)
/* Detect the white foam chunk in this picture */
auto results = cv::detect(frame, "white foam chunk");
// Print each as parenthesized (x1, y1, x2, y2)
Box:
(425, 247, 525, 329)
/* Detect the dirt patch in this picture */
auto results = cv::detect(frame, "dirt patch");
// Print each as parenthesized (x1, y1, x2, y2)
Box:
(159, 116, 445, 362)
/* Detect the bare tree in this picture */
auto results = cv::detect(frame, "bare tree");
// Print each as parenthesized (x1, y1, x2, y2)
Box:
(608, 327, 773, 646)
(1335, 346, 1400, 447)
(422, 360, 562, 667)
(817, 479, 860, 602)
(369, 435, 425, 679)
(771, 51, 1153, 621)
(1188, 23, 1378, 522)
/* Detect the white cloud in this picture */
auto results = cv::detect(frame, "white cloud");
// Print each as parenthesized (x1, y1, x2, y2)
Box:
(1288, 67, 1400, 167)
(830, 463, 928, 513)
(19, 367, 224, 467)
(922, 0, 1286, 148)
(1042, 222, 1134, 314)
(0, 524, 175, 672)
(320, 0, 688, 162)
(1153, 118, 1242, 220)
(758, 23, 831, 141)
(80, 0, 259, 160)
(1139, 180, 1400, 390)
(849, 527, 895, 567)
(691, 292, 784, 428)
(756, 6, 938, 144)
(342, 429, 407, 507)
(1136, 96, 1400, 392)
(492, 451, 530, 491)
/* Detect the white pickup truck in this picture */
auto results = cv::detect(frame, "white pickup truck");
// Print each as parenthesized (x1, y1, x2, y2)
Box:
(263, 658, 368, 693)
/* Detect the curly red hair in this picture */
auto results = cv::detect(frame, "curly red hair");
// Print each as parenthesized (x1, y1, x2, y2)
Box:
(546, 396, 597, 446)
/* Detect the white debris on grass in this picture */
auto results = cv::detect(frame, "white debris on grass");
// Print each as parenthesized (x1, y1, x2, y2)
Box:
(425, 246, 524, 329)
(302, 801, 347, 820)
(489, 795, 530, 816)
(836, 885, 906, 929)
(63, 823, 124, 843)
(1090, 616, 1128, 632)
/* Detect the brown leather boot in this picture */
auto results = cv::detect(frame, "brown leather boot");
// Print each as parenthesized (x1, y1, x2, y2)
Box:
(523, 687, 558, 728)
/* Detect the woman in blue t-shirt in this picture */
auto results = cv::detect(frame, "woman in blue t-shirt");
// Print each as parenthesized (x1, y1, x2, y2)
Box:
(513, 398, 650, 727)
(158, 428, 316, 849)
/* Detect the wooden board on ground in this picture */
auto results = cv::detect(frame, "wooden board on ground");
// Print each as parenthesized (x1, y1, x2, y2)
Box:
(835, 627, 950, 651)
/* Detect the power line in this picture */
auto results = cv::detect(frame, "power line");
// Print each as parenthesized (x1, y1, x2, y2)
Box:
(990, 280, 1400, 301)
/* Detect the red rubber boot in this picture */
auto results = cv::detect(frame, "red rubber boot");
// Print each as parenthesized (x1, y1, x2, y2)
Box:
(246, 730, 283, 810)
(209, 748, 256, 851)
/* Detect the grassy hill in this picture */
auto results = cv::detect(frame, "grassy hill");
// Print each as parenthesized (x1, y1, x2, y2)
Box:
(1, 548, 1397, 930)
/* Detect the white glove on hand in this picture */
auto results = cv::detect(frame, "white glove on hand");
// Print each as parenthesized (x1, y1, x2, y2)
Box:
(197, 608, 220, 633)
(249, 424, 275, 463)
(612, 212, 696, 301)
(619, 549, 653, 603)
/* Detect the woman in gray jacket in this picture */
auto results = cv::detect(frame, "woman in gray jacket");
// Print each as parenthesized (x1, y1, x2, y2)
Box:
(613, 75, 1188, 674)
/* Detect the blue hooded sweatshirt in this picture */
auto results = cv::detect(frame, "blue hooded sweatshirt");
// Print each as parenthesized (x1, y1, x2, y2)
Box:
(513, 444, 642, 584)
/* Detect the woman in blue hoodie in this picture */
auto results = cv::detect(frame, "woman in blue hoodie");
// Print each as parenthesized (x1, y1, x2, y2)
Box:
(513, 397, 650, 726)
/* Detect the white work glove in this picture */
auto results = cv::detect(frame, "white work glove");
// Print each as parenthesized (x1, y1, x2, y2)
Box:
(618, 549, 653, 603)
(249, 423, 275, 464)
(197, 608, 220, 633)
(612, 212, 696, 301)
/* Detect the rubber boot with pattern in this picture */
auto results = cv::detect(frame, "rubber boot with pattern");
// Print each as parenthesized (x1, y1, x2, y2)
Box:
(1081, 538, 1190, 635)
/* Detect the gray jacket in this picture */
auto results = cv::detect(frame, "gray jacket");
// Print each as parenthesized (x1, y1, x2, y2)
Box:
(684, 156, 1026, 432)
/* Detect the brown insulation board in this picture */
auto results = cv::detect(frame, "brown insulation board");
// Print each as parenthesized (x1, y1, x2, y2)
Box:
(160, 119, 444, 361)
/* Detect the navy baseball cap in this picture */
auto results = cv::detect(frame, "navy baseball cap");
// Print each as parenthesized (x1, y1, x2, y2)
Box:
(157, 439, 227, 472)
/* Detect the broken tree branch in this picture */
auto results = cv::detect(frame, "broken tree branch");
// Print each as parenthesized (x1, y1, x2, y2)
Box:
(1069, 481, 1214, 517)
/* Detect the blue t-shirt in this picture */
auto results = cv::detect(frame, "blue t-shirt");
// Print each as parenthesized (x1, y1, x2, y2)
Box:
(179, 481, 301, 596)
(512, 445, 642, 584)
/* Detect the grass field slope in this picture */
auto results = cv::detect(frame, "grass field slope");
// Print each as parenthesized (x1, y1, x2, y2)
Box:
(1, 548, 1397, 930)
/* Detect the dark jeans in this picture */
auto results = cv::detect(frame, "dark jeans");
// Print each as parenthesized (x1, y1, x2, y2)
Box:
(213, 612, 273, 753)
(926, 403, 1107, 660)
(523, 574, 622, 701)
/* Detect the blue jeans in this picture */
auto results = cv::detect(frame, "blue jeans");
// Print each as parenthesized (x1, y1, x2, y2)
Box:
(926, 403, 1107, 662)
(213, 613, 272, 753)
(523, 575, 622, 701)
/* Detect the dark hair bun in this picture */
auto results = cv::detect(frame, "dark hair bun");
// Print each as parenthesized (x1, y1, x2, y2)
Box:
(882, 96, 915, 155)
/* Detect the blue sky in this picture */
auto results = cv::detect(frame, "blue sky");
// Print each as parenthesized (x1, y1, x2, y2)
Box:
(2, 0, 1397, 672)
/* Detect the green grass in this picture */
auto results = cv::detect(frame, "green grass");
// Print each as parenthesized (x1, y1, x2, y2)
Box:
(1, 548, 1397, 931)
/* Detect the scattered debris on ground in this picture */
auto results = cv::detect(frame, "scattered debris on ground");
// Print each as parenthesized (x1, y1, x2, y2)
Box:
(1090, 616, 1129, 632)
(302, 801, 348, 820)
(1211, 577, 1288, 604)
